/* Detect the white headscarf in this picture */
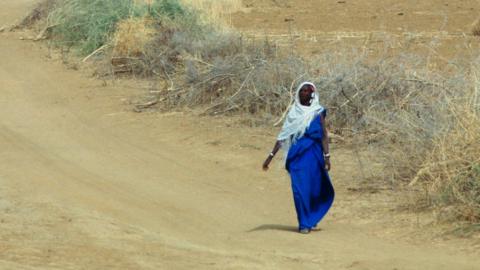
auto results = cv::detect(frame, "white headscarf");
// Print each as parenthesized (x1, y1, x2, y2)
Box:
(277, 82, 324, 154)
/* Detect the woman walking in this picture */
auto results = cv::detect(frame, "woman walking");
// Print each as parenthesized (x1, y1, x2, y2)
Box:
(262, 81, 334, 234)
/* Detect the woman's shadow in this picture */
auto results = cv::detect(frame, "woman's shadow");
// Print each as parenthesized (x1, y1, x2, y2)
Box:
(247, 224, 298, 233)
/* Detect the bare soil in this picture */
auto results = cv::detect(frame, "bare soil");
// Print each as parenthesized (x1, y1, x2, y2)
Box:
(1, 0, 479, 269)
(233, 0, 480, 60)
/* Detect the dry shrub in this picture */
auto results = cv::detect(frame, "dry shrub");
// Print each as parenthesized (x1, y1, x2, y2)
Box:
(412, 83, 480, 222)
(309, 51, 455, 182)
(313, 53, 480, 223)
(50, 0, 195, 55)
(141, 27, 302, 118)
(50, 0, 139, 54)
(15, 0, 58, 28)
(472, 18, 480, 36)
(113, 17, 156, 57)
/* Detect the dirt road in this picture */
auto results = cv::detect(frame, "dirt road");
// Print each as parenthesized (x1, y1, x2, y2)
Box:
(1, 1, 479, 269)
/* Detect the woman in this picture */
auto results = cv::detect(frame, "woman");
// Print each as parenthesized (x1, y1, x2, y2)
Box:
(262, 81, 334, 234)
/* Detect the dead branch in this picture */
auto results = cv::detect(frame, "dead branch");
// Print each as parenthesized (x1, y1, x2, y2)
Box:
(34, 23, 59, 41)
(82, 44, 109, 62)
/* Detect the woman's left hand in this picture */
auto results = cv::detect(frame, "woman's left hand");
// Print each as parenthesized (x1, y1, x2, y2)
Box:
(325, 157, 331, 171)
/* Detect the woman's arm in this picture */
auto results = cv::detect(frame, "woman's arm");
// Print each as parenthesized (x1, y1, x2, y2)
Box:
(320, 115, 331, 171)
(262, 140, 282, 171)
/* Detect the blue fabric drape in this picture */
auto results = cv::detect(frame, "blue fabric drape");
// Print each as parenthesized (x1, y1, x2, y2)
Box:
(285, 113, 335, 230)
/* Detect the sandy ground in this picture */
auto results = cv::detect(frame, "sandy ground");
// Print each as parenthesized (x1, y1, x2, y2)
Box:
(232, 0, 480, 59)
(1, 0, 480, 269)
(234, 0, 480, 33)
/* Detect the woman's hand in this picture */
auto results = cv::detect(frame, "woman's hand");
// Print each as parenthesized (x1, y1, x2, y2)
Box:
(325, 157, 331, 171)
(262, 156, 273, 171)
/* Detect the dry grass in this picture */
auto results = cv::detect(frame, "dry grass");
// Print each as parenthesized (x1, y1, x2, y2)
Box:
(14, 0, 58, 28)
(472, 18, 480, 36)
(180, 0, 243, 28)
(411, 68, 480, 222)
(113, 17, 156, 57)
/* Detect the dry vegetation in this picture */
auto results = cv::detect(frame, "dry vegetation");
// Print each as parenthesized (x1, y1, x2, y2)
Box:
(180, 0, 243, 27)
(113, 17, 155, 57)
(472, 18, 480, 36)
(411, 70, 480, 222)
(14, 0, 58, 28)
(26, 0, 480, 225)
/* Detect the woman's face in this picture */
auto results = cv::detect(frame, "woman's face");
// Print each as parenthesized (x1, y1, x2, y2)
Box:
(299, 85, 314, 106)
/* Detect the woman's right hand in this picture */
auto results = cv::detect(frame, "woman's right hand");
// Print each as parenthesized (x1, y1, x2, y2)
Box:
(263, 141, 281, 171)
(262, 156, 272, 171)
(325, 157, 331, 171)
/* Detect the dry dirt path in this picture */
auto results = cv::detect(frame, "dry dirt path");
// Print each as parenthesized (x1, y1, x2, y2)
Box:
(0, 1, 479, 269)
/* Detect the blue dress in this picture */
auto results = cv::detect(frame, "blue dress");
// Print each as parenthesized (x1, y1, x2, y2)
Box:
(285, 112, 335, 230)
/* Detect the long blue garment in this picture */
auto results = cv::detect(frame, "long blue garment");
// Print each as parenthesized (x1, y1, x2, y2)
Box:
(285, 113, 335, 230)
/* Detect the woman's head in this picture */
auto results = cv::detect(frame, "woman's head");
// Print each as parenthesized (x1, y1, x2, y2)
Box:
(298, 83, 315, 106)
(276, 81, 324, 143)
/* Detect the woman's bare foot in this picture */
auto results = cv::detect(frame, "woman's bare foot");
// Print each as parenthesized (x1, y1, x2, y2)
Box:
(299, 228, 311, 234)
